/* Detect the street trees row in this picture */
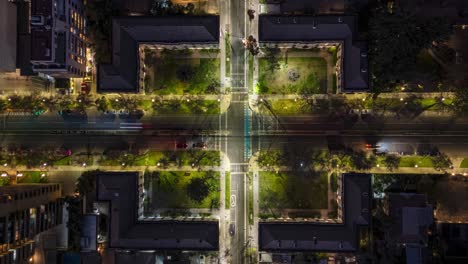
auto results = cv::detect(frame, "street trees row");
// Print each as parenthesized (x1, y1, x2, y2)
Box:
(368, 4, 452, 92)
(257, 148, 453, 172)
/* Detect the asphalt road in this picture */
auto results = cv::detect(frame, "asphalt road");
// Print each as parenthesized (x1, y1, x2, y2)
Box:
(227, 0, 248, 261)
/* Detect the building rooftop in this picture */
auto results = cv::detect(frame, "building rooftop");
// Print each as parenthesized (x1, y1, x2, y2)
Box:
(385, 193, 433, 245)
(259, 173, 371, 252)
(96, 172, 219, 250)
(258, 15, 369, 92)
(97, 16, 219, 93)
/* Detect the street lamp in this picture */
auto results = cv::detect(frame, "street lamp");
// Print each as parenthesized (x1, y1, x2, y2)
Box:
(82, 162, 87, 167)
(41, 173, 46, 178)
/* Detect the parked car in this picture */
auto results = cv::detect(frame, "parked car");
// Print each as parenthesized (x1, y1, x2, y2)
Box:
(229, 223, 235, 236)
(192, 142, 207, 149)
(176, 143, 188, 149)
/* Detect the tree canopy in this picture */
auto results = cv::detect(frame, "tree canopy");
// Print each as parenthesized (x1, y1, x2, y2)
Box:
(369, 7, 452, 91)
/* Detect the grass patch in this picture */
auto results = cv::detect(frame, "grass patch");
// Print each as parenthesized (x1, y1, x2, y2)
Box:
(225, 33, 231, 78)
(249, 53, 254, 92)
(258, 55, 327, 94)
(153, 100, 220, 115)
(330, 172, 339, 193)
(248, 172, 254, 224)
(149, 171, 220, 209)
(399, 156, 434, 167)
(332, 73, 337, 94)
(146, 49, 220, 95)
(17, 171, 48, 183)
(259, 171, 328, 212)
(139, 100, 153, 111)
(264, 99, 309, 115)
(460, 158, 468, 168)
(225, 172, 231, 209)
(53, 156, 71, 166)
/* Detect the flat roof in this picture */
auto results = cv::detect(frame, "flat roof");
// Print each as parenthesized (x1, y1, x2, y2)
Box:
(96, 172, 219, 250)
(97, 16, 219, 93)
(258, 15, 369, 92)
(259, 173, 371, 252)
(0, 0, 17, 72)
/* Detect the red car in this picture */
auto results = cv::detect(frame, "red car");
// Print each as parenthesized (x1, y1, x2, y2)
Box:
(176, 143, 188, 149)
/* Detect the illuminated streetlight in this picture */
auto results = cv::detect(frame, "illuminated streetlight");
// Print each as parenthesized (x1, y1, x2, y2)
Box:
(17, 173, 23, 177)
(82, 163, 87, 167)
(1, 173, 7, 177)
(414, 164, 418, 168)
(41, 173, 46, 178)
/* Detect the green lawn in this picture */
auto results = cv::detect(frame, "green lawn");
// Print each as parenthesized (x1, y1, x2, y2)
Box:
(259, 171, 328, 212)
(248, 172, 254, 224)
(149, 171, 220, 209)
(53, 156, 71, 166)
(399, 156, 434, 167)
(377, 155, 434, 167)
(99, 150, 221, 167)
(152, 99, 220, 115)
(17, 171, 48, 183)
(146, 50, 220, 95)
(260, 99, 328, 116)
(258, 56, 327, 94)
(460, 158, 468, 168)
(225, 172, 231, 209)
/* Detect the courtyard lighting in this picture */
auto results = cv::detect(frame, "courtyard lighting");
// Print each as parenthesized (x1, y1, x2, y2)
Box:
(441, 97, 445, 101)
(362, 98, 365, 102)
(43, 163, 47, 167)
(300, 162, 304, 167)
(41, 173, 46, 178)
(157, 162, 160, 167)
(1, 173, 7, 177)
(186, 99, 190, 102)
(3, 163, 7, 167)
(82, 162, 87, 167)
(42, 99, 46, 102)
(7, 98, 11, 101)
(452, 173, 455, 176)
(217, 98, 221, 102)
(414, 164, 418, 168)
(17, 173, 23, 177)
(115, 99, 119, 102)
(464, 173, 467, 176)
(78, 99, 82, 103)
(151, 98, 155, 102)
(121, 163, 125, 166)
(400, 98, 404, 101)
(376, 164, 380, 167)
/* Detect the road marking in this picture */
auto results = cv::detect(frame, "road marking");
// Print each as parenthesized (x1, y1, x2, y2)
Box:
(230, 194, 237, 208)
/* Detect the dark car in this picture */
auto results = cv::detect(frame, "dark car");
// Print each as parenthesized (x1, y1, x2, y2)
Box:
(192, 142, 207, 149)
(176, 143, 188, 149)
(229, 223, 235, 236)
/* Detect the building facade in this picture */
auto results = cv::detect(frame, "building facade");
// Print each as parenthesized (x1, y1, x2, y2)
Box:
(0, 184, 63, 264)
(30, 0, 87, 78)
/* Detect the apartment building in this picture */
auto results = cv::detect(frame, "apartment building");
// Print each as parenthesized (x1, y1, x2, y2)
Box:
(0, 184, 63, 264)
(30, 0, 87, 78)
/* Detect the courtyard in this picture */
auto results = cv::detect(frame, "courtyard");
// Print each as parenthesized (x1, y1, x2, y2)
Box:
(143, 48, 220, 95)
(259, 171, 330, 219)
(257, 48, 333, 95)
(144, 170, 221, 217)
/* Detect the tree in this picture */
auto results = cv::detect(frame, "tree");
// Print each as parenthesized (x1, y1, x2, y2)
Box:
(369, 6, 452, 92)
(186, 177, 210, 203)
(432, 153, 452, 172)
(76, 171, 97, 195)
(382, 154, 400, 171)
(264, 48, 281, 73)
